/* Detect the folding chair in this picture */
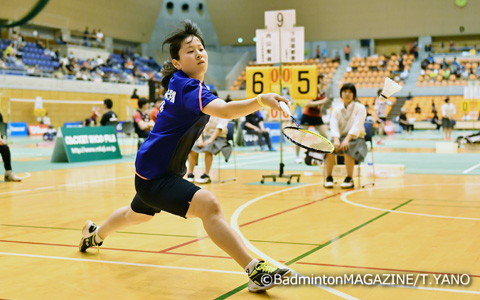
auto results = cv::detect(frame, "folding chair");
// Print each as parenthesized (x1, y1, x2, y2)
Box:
(361, 121, 376, 188)
(217, 121, 237, 183)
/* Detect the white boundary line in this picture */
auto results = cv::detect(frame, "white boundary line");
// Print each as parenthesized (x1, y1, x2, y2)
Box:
(340, 183, 480, 221)
(230, 183, 358, 300)
(0, 175, 133, 196)
(463, 162, 480, 174)
(387, 284, 480, 295)
(0, 252, 244, 275)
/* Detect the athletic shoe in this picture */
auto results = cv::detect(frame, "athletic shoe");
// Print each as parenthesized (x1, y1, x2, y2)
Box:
(4, 173, 21, 182)
(248, 260, 291, 293)
(195, 173, 211, 184)
(79, 220, 103, 252)
(295, 157, 303, 164)
(186, 173, 194, 182)
(340, 176, 354, 189)
(324, 176, 334, 188)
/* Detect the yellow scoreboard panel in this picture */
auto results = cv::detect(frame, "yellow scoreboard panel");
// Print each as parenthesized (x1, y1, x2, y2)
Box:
(246, 65, 317, 99)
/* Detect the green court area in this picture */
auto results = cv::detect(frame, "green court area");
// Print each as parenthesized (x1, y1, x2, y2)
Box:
(5, 130, 480, 176)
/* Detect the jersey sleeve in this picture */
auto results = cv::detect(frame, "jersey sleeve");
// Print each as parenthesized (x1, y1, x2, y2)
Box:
(183, 80, 218, 115)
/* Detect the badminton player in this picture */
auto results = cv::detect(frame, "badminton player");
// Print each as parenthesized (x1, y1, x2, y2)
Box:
(79, 20, 291, 293)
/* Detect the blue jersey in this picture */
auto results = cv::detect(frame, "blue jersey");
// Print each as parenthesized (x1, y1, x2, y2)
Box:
(135, 71, 217, 179)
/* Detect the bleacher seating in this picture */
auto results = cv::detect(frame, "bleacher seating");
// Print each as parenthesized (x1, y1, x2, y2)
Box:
(416, 57, 479, 87)
(1, 37, 162, 84)
(340, 54, 412, 88)
(401, 95, 470, 121)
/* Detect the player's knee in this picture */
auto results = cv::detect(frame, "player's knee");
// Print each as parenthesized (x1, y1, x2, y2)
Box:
(196, 192, 222, 218)
(126, 207, 154, 223)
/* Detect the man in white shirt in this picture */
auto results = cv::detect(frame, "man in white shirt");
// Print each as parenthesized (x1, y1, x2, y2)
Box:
(324, 83, 367, 189)
(441, 97, 456, 141)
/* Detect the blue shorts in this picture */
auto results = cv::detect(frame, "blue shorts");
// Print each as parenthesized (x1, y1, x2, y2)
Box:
(131, 174, 201, 218)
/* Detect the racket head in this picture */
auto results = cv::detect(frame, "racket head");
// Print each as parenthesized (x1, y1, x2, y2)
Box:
(282, 126, 334, 154)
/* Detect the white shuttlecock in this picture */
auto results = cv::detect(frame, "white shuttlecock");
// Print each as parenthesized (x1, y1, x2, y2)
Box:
(380, 77, 402, 98)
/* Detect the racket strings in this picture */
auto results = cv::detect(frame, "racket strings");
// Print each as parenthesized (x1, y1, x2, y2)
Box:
(282, 127, 334, 153)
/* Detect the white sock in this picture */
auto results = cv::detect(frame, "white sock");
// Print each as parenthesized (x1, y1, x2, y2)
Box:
(245, 258, 260, 274)
(5, 170, 12, 176)
(94, 228, 103, 244)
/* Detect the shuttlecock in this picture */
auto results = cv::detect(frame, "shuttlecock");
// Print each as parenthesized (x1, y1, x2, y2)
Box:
(380, 77, 402, 98)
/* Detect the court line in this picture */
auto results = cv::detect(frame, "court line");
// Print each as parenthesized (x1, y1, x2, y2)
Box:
(222, 184, 358, 300)
(0, 175, 133, 196)
(463, 162, 480, 174)
(296, 262, 480, 278)
(386, 285, 480, 295)
(0, 251, 244, 275)
(341, 183, 480, 221)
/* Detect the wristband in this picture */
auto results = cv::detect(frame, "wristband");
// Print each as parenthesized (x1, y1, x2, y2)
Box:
(256, 94, 268, 107)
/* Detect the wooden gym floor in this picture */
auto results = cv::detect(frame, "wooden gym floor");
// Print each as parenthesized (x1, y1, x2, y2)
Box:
(1, 133, 479, 299)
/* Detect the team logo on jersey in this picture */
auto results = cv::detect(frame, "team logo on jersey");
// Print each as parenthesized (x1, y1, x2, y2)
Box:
(165, 89, 176, 103)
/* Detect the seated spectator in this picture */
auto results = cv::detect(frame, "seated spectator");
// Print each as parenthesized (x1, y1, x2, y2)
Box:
(186, 115, 231, 184)
(149, 98, 163, 122)
(84, 106, 100, 126)
(415, 104, 422, 114)
(324, 83, 367, 189)
(133, 97, 154, 149)
(398, 108, 414, 133)
(244, 110, 275, 151)
(100, 98, 118, 126)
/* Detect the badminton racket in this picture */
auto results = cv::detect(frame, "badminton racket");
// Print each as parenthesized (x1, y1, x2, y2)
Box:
(279, 102, 334, 154)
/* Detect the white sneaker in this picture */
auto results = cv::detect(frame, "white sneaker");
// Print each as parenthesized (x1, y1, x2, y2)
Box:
(4, 173, 21, 182)
(324, 176, 334, 188)
(247, 260, 291, 293)
(340, 177, 354, 189)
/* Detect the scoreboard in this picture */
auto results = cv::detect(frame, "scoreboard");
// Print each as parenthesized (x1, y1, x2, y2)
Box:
(246, 65, 317, 100)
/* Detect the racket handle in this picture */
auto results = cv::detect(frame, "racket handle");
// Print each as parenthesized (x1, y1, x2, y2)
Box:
(279, 101, 291, 116)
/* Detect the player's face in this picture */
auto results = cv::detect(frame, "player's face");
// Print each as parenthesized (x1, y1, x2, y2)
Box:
(341, 89, 354, 104)
(173, 36, 208, 81)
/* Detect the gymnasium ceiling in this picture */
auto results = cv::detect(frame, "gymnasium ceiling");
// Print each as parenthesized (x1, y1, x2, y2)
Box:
(206, 0, 480, 45)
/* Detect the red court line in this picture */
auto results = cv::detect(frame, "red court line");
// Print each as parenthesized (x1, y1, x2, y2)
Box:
(0, 192, 341, 258)
(296, 261, 480, 278)
(158, 237, 207, 253)
(160, 193, 340, 253)
(240, 193, 340, 227)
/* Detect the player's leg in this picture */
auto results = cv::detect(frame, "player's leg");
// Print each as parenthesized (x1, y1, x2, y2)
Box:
(186, 189, 290, 292)
(79, 194, 155, 252)
(186, 151, 198, 182)
(340, 154, 355, 189)
(1, 144, 21, 182)
(196, 151, 212, 183)
(323, 153, 335, 188)
(97, 205, 153, 239)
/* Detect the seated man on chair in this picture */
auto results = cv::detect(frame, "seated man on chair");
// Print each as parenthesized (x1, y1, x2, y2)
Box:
(244, 110, 275, 151)
(186, 115, 231, 184)
(324, 83, 367, 189)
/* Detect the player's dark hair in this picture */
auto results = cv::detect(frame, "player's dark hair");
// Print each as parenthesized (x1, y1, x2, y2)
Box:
(340, 83, 357, 99)
(138, 97, 149, 109)
(161, 20, 205, 90)
(103, 98, 113, 109)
